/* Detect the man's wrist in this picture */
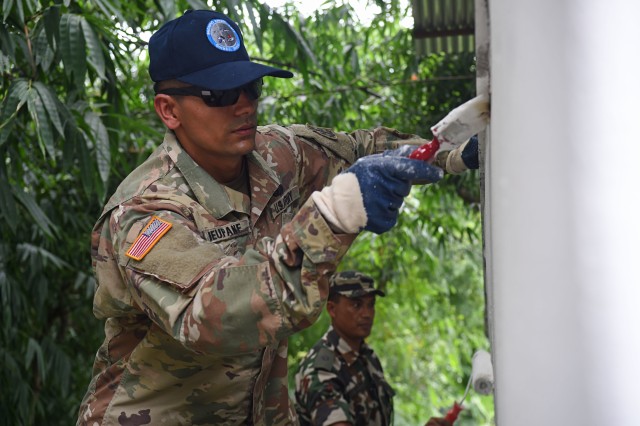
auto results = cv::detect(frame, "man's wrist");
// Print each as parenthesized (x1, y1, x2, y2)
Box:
(432, 139, 471, 175)
(311, 173, 366, 234)
(283, 197, 356, 264)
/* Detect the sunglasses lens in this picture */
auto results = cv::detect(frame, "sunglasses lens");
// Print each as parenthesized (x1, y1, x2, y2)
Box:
(200, 79, 264, 107)
(220, 90, 243, 107)
(245, 79, 263, 100)
(196, 89, 234, 107)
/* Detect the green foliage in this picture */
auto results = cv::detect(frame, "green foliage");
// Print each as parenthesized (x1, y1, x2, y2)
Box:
(0, 0, 491, 424)
(0, 1, 158, 424)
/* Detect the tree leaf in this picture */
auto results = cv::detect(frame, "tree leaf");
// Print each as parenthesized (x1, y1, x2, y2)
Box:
(85, 111, 111, 184)
(245, 2, 262, 52)
(283, 20, 318, 67)
(186, 0, 208, 11)
(47, 339, 71, 393)
(76, 123, 94, 197)
(13, 189, 56, 238)
(68, 14, 87, 88)
(0, 18, 17, 58)
(59, 13, 72, 78)
(17, 243, 71, 269)
(80, 16, 106, 80)
(0, 348, 19, 378)
(33, 25, 55, 72)
(2, 0, 14, 23)
(33, 82, 65, 137)
(5, 0, 26, 26)
(43, 5, 60, 49)
(0, 168, 18, 232)
(157, 0, 176, 17)
(27, 86, 56, 159)
(25, 338, 46, 384)
(90, 0, 125, 23)
(0, 79, 29, 146)
(60, 13, 87, 87)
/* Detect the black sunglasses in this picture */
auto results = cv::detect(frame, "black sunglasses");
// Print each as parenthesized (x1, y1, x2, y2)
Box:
(155, 79, 263, 107)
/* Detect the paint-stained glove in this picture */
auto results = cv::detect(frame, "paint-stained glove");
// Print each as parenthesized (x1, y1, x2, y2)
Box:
(433, 135, 479, 174)
(312, 149, 444, 234)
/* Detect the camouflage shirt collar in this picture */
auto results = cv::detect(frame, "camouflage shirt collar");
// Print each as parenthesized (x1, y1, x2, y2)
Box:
(325, 327, 373, 366)
(162, 131, 281, 219)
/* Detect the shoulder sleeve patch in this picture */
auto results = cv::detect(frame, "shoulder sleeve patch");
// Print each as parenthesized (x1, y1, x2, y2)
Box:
(125, 216, 172, 261)
(290, 124, 357, 164)
(306, 125, 338, 140)
(313, 347, 336, 371)
(124, 217, 227, 294)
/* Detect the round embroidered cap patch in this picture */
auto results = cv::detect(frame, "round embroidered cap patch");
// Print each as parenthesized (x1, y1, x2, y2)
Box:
(206, 19, 241, 52)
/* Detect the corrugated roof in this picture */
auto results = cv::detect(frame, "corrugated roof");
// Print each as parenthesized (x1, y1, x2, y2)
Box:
(411, 0, 475, 56)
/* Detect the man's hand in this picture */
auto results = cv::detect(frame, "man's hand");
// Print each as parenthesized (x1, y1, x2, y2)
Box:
(424, 417, 453, 426)
(312, 150, 443, 234)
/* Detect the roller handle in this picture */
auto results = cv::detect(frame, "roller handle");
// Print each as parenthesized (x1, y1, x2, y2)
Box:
(443, 401, 463, 424)
(408, 138, 440, 162)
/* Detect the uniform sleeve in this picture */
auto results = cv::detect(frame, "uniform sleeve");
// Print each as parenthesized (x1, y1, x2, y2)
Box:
(95, 195, 355, 357)
(262, 124, 432, 204)
(295, 358, 353, 426)
(285, 124, 430, 160)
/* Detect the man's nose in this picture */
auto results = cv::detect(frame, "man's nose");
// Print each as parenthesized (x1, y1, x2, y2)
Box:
(234, 91, 258, 114)
(361, 306, 375, 319)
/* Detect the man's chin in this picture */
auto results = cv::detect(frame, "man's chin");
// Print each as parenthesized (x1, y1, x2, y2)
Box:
(358, 326, 373, 337)
(234, 138, 256, 155)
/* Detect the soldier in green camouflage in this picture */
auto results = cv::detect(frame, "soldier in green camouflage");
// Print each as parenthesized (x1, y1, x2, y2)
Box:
(76, 9, 476, 426)
(294, 272, 454, 426)
(294, 271, 394, 426)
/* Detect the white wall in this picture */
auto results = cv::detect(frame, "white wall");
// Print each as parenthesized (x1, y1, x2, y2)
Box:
(485, 1, 640, 424)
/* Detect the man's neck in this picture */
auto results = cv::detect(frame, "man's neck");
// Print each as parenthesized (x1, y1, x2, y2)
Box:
(332, 328, 363, 352)
(222, 157, 250, 195)
(205, 156, 245, 183)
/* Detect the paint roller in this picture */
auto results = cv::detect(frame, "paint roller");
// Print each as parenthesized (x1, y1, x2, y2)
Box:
(443, 349, 494, 424)
(470, 350, 494, 395)
(409, 94, 490, 164)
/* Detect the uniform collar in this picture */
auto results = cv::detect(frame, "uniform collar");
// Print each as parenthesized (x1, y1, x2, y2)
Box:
(163, 131, 282, 223)
(326, 326, 372, 366)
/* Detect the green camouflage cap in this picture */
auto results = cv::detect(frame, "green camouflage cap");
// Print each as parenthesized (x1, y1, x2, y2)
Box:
(329, 271, 385, 298)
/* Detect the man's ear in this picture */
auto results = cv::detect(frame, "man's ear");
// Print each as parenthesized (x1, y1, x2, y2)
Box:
(326, 299, 337, 320)
(154, 94, 181, 130)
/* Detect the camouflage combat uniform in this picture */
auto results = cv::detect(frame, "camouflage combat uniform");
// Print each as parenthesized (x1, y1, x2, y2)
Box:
(294, 327, 395, 426)
(77, 124, 428, 425)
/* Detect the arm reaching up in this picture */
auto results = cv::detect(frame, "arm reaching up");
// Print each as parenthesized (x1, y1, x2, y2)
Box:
(312, 149, 444, 234)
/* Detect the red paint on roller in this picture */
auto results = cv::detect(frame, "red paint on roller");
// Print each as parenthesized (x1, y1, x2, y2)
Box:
(444, 401, 463, 424)
(408, 137, 440, 162)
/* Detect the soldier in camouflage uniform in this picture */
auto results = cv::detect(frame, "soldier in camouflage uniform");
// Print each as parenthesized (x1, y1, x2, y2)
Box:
(294, 272, 455, 426)
(294, 271, 394, 426)
(77, 9, 477, 426)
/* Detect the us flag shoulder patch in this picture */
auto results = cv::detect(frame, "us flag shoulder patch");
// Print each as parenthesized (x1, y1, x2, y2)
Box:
(126, 216, 172, 261)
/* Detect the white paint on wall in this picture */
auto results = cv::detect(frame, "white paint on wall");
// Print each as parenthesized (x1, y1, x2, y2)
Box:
(486, 1, 640, 424)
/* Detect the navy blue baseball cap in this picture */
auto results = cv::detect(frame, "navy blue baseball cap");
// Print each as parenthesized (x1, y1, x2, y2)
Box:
(148, 10, 293, 90)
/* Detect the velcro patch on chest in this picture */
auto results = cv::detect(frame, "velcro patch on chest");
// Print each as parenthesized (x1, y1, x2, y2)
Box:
(313, 347, 335, 371)
(270, 186, 300, 219)
(125, 216, 172, 261)
(204, 219, 250, 243)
